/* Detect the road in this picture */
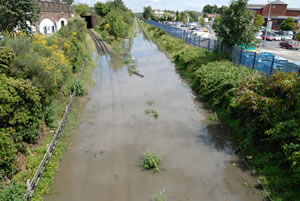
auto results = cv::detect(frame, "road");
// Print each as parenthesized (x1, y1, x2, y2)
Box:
(45, 28, 265, 201)
(256, 40, 300, 62)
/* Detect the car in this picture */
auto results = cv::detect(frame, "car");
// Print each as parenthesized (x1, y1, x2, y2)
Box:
(261, 34, 274, 41)
(274, 34, 282, 41)
(279, 41, 299, 50)
(256, 34, 262, 40)
(281, 35, 293, 41)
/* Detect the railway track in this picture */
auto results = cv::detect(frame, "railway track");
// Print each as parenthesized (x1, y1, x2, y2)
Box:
(87, 29, 111, 57)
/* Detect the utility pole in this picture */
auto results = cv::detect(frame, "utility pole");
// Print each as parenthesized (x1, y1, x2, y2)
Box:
(263, 0, 272, 47)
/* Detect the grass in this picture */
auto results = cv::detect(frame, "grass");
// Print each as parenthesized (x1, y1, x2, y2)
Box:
(7, 33, 97, 201)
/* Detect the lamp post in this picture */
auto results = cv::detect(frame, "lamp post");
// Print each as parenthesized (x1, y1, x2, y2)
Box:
(263, 0, 272, 47)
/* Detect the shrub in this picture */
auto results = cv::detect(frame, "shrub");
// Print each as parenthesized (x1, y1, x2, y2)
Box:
(0, 133, 17, 176)
(0, 74, 42, 145)
(69, 81, 86, 96)
(192, 61, 256, 107)
(58, 17, 87, 42)
(0, 182, 26, 201)
(44, 105, 56, 127)
(174, 48, 218, 73)
(0, 47, 14, 75)
(143, 152, 162, 173)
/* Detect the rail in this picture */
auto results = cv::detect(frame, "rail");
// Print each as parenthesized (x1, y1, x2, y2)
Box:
(87, 29, 111, 57)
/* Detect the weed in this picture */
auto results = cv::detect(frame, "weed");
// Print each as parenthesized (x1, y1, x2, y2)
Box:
(143, 152, 162, 173)
(209, 112, 219, 122)
(146, 100, 154, 106)
(154, 191, 166, 201)
(144, 108, 159, 119)
(145, 109, 152, 115)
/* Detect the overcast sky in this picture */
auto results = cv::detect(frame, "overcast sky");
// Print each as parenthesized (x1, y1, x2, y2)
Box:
(74, 0, 300, 13)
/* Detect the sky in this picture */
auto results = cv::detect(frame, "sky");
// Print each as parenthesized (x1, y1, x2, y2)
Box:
(74, 0, 300, 13)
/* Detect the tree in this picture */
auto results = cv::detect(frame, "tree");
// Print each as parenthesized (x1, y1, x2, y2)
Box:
(295, 32, 300, 41)
(280, 17, 295, 31)
(218, 6, 228, 14)
(203, 4, 212, 14)
(143, 6, 154, 20)
(73, 3, 89, 16)
(0, 0, 40, 32)
(213, 0, 258, 47)
(200, 17, 205, 27)
(254, 14, 265, 28)
(95, 2, 110, 17)
(175, 11, 180, 21)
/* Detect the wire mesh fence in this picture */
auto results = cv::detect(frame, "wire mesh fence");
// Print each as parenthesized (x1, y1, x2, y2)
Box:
(146, 20, 300, 76)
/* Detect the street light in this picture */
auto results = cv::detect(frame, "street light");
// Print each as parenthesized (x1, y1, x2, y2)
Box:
(263, 0, 272, 47)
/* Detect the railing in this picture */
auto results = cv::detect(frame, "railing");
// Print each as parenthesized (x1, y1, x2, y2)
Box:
(24, 59, 87, 201)
(146, 20, 300, 76)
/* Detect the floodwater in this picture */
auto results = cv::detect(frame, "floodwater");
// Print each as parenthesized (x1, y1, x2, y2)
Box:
(45, 31, 265, 201)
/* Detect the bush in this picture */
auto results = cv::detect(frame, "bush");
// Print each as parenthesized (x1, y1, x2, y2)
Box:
(58, 17, 87, 42)
(44, 105, 56, 127)
(0, 182, 25, 201)
(69, 81, 86, 96)
(0, 133, 17, 176)
(0, 47, 14, 75)
(0, 74, 42, 145)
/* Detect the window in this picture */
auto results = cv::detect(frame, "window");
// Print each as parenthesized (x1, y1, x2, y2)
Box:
(273, 5, 276, 8)
(61, 21, 65, 27)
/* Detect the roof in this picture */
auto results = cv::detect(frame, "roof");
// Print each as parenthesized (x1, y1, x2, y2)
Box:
(268, 0, 287, 5)
(287, 8, 300, 11)
(247, 4, 265, 9)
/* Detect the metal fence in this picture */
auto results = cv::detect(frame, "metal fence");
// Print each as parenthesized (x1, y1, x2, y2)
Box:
(24, 59, 87, 201)
(146, 20, 300, 76)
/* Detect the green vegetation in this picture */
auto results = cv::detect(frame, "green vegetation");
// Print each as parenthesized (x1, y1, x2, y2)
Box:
(143, 6, 155, 20)
(280, 17, 295, 31)
(154, 191, 166, 201)
(213, 0, 258, 48)
(202, 4, 228, 14)
(143, 152, 162, 173)
(254, 14, 265, 28)
(140, 20, 300, 201)
(144, 99, 159, 119)
(0, 0, 39, 32)
(73, 3, 90, 16)
(296, 32, 300, 41)
(94, 0, 134, 39)
(0, 17, 95, 200)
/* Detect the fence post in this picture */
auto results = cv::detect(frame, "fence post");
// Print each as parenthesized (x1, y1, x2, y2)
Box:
(252, 52, 257, 69)
(194, 34, 196, 46)
(208, 38, 211, 50)
(239, 48, 243, 64)
(270, 56, 275, 75)
(199, 36, 201, 47)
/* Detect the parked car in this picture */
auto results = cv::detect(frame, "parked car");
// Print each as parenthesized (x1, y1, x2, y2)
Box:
(261, 34, 274, 41)
(274, 34, 282, 41)
(279, 41, 299, 50)
(281, 35, 293, 41)
(256, 33, 262, 40)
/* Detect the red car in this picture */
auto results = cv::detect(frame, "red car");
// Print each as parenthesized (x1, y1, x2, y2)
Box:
(261, 34, 274, 41)
(279, 41, 299, 50)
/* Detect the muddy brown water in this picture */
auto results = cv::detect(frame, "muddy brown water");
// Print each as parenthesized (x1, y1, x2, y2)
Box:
(45, 32, 265, 201)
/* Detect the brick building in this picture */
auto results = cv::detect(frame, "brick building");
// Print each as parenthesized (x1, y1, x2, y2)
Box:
(35, 0, 73, 35)
(248, 0, 300, 30)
